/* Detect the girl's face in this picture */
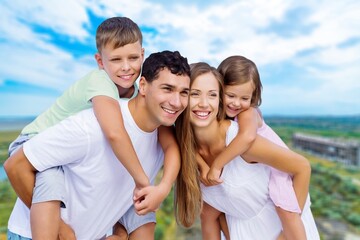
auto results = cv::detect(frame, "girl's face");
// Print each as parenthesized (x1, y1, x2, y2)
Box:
(189, 72, 220, 128)
(224, 81, 254, 118)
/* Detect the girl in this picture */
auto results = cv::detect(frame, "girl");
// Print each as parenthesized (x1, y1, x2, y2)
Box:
(175, 62, 319, 239)
(198, 55, 311, 239)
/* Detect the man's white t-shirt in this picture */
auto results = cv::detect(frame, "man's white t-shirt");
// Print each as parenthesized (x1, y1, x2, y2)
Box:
(8, 99, 164, 240)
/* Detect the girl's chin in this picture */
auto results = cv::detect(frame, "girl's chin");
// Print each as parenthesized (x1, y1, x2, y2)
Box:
(226, 112, 238, 118)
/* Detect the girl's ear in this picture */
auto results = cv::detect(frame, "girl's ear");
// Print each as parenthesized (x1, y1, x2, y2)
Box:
(138, 76, 147, 96)
(94, 53, 104, 69)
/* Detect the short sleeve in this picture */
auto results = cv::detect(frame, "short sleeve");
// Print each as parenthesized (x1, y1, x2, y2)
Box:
(84, 70, 119, 102)
(23, 112, 90, 171)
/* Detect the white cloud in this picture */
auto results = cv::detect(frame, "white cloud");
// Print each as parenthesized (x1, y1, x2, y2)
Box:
(0, 0, 359, 116)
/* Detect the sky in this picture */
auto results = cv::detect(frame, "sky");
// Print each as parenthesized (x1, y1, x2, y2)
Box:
(0, 0, 359, 117)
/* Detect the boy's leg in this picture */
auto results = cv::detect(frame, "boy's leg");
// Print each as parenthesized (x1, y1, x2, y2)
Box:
(200, 202, 222, 240)
(7, 229, 32, 240)
(30, 201, 61, 240)
(30, 167, 67, 240)
(118, 205, 156, 240)
(110, 222, 128, 240)
(128, 223, 155, 240)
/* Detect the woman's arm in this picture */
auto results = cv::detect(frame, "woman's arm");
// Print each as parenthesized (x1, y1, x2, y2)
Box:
(242, 135, 311, 209)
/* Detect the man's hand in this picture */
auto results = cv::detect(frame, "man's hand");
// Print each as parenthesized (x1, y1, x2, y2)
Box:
(133, 184, 169, 215)
(58, 220, 76, 240)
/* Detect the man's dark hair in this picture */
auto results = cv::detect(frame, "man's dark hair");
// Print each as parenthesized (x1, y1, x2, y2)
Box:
(142, 50, 190, 82)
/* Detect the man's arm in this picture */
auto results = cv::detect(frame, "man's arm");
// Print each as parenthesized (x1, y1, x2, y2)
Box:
(4, 147, 36, 208)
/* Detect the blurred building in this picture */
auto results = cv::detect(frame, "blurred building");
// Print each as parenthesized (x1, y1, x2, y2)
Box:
(292, 133, 360, 167)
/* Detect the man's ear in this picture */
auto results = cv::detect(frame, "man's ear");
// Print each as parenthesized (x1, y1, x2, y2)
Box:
(94, 53, 104, 69)
(138, 76, 147, 96)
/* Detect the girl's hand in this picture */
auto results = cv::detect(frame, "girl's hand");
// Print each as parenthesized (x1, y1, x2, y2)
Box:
(199, 164, 211, 186)
(207, 166, 223, 186)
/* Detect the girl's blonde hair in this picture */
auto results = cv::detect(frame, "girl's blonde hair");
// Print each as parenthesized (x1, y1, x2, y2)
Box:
(174, 62, 224, 227)
(218, 55, 262, 107)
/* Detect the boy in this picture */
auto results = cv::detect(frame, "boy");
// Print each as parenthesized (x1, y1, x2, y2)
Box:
(7, 17, 179, 239)
(5, 50, 191, 240)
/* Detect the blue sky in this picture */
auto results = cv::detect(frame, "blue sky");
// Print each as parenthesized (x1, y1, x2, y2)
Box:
(0, 0, 359, 117)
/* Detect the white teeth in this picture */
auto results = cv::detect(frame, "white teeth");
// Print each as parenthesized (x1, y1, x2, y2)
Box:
(196, 112, 209, 116)
(120, 75, 132, 80)
(163, 108, 176, 114)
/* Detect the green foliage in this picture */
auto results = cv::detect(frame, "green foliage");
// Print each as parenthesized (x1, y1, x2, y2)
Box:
(0, 130, 20, 165)
(0, 180, 16, 233)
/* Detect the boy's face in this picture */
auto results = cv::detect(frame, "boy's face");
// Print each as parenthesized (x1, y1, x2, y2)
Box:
(140, 68, 190, 127)
(95, 40, 144, 91)
(224, 81, 254, 118)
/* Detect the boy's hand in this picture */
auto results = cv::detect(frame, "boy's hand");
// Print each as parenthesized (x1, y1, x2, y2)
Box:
(133, 184, 169, 215)
(59, 220, 76, 240)
(207, 166, 223, 186)
(133, 177, 151, 203)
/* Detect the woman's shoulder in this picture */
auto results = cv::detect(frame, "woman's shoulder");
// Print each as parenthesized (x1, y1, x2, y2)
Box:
(222, 120, 239, 144)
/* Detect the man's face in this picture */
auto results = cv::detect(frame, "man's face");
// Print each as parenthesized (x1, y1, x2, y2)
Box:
(142, 68, 190, 127)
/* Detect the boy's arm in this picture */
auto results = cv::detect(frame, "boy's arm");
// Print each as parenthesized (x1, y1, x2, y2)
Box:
(3, 147, 35, 208)
(92, 96, 150, 189)
(207, 108, 258, 184)
(134, 126, 180, 215)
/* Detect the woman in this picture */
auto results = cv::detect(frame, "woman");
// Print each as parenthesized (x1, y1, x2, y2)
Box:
(174, 62, 319, 239)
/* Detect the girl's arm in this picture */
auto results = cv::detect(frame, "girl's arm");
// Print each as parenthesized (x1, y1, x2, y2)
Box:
(92, 96, 149, 190)
(134, 126, 180, 215)
(196, 153, 211, 186)
(207, 108, 258, 185)
(242, 135, 310, 210)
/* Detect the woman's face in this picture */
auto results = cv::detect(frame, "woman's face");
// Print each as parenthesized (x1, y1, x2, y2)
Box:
(189, 72, 220, 128)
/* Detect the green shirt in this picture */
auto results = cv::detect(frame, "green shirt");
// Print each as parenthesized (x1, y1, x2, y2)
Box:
(22, 69, 135, 135)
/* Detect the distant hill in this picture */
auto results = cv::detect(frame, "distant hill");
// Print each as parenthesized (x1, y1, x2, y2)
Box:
(0, 117, 34, 131)
(264, 115, 360, 141)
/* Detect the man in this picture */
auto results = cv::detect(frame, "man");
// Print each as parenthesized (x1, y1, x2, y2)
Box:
(4, 50, 190, 240)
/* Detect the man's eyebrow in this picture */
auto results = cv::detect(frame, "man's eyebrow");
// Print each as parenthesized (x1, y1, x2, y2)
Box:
(160, 83, 174, 88)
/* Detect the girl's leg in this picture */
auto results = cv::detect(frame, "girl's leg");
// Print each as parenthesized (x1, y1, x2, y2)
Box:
(276, 207, 306, 240)
(201, 202, 222, 240)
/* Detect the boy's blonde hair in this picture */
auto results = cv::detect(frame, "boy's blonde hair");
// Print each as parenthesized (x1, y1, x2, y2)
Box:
(218, 55, 262, 107)
(96, 17, 143, 53)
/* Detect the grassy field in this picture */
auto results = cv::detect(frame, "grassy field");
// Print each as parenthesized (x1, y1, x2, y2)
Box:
(0, 115, 359, 239)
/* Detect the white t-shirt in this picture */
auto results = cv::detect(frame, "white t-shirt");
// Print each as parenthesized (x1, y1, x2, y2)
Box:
(8, 99, 164, 240)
